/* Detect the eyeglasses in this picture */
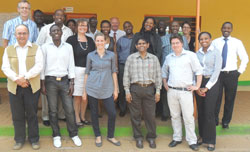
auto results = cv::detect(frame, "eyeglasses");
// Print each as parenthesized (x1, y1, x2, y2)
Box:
(16, 32, 28, 36)
(19, 7, 30, 10)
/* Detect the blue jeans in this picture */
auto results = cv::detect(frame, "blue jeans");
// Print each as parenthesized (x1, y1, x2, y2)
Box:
(88, 95, 116, 138)
(45, 76, 78, 137)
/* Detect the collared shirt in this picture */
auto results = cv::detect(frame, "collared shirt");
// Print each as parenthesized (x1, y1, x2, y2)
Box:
(86, 29, 100, 40)
(41, 41, 75, 80)
(123, 52, 162, 94)
(212, 36, 249, 73)
(2, 16, 38, 46)
(162, 49, 202, 88)
(109, 29, 126, 41)
(2, 41, 43, 81)
(116, 35, 133, 64)
(85, 50, 117, 99)
(196, 45, 222, 89)
(161, 34, 189, 65)
(36, 22, 73, 46)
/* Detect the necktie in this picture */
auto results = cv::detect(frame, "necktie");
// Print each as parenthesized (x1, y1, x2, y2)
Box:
(222, 38, 228, 69)
(113, 32, 117, 43)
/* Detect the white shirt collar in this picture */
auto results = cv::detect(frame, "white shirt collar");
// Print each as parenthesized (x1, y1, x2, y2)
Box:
(14, 41, 32, 48)
(198, 45, 214, 54)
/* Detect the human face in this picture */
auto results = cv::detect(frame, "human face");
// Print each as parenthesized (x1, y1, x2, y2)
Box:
(110, 18, 120, 31)
(77, 21, 88, 34)
(136, 39, 149, 53)
(17, 2, 30, 18)
(95, 35, 105, 50)
(123, 23, 133, 35)
(101, 22, 111, 36)
(171, 38, 183, 53)
(157, 21, 166, 33)
(182, 23, 191, 35)
(199, 33, 211, 49)
(15, 25, 29, 47)
(171, 21, 180, 34)
(67, 21, 76, 33)
(89, 18, 97, 28)
(53, 10, 65, 25)
(50, 26, 62, 41)
(34, 12, 44, 24)
(144, 18, 154, 31)
(221, 23, 232, 38)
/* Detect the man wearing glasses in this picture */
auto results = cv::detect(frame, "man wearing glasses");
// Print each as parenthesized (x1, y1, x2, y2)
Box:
(2, 0, 38, 48)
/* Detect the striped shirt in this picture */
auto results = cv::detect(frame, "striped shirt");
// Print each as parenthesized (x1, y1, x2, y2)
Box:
(2, 16, 38, 46)
(123, 52, 162, 94)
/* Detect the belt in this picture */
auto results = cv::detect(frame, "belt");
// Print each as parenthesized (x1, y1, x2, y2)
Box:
(203, 75, 211, 79)
(168, 86, 189, 91)
(221, 70, 237, 74)
(133, 82, 154, 87)
(45, 75, 68, 81)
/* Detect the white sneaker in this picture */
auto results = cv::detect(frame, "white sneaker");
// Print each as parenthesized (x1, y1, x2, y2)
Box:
(72, 136, 82, 147)
(53, 136, 62, 148)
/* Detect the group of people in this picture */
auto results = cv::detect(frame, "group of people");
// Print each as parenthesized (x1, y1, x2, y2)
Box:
(1, 0, 249, 151)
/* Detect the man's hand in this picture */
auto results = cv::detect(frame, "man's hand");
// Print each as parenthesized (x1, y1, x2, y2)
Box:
(155, 93, 160, 103)
(68, 81, 74, 96)
(15, 77, 29, 88)
(113, 89, 118, 101)
(126, 93, 132, 103)
(187, 85, 199, 91)
(41, 80, 46, 95)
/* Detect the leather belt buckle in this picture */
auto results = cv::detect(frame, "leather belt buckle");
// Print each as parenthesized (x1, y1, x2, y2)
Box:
(203, 75, 211, 79)
(56, 77, 62, 81)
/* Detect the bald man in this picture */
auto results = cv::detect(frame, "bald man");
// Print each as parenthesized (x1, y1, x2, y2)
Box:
(109, 17, 125, 42)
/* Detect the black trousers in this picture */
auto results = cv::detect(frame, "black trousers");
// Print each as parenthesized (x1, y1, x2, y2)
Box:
(129, 84, 156, 140)
(215, 70, 240, 124)
(9, 86, 40, 144)
(195, 77, 219, 145)
(88, 95, 116, 138)
(118, 63, 127, 113)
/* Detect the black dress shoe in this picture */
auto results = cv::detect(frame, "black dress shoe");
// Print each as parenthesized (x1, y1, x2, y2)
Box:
(222, 123, 229, 129)
(136, 139, 143, 149)
(147, 139, 156, 149)
(43, 120, 50, 126)
(207, 144, 215, 151)
(189, 144, 199, 151)
(119, 111, 126, 117)
(168, 140, 182, 147)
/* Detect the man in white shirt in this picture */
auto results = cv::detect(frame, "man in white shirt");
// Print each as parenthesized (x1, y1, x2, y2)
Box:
(41, 24, 81, 148)
(213, 22, 249, 129)
(1, 24, 43, 150)
(162, 34, 202, 151)
(109, 17, 125, 42)
(36, 9, 73, 45)
(36, 9, 73, 126)
(86, 17, 99, 40)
